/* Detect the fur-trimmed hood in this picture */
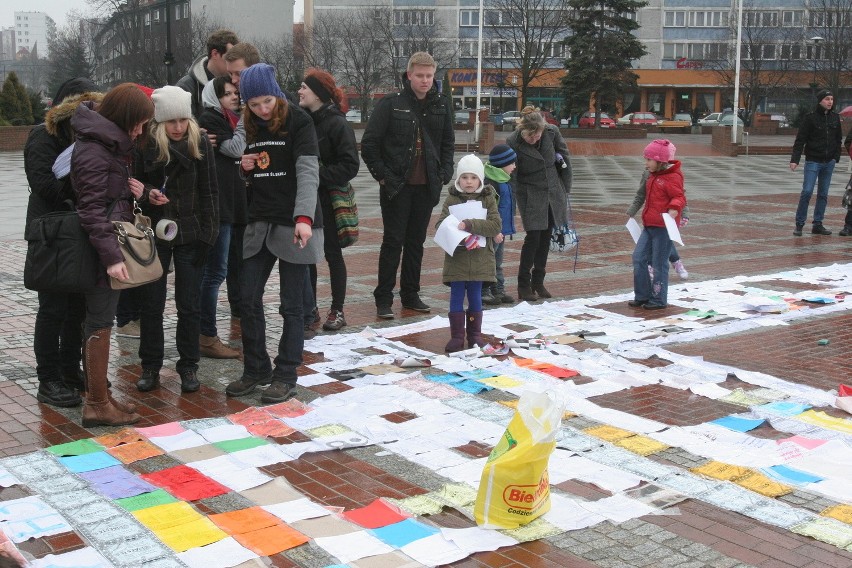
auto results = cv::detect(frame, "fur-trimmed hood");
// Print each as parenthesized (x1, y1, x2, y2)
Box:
(45, 91, 104, 140)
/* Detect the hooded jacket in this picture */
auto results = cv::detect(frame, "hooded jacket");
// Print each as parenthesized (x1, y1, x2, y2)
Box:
(436, 184, 502, 284)
(641, 161, 685, 229)
(361, 75, 454, 204)
(70, 102, 139, 275)
(790, 103, 842, 164)
(176, 54, 213, 118)
(484, 162, 516, 236)
(24, 91, 103, 225)
(198, 80, 247, 225)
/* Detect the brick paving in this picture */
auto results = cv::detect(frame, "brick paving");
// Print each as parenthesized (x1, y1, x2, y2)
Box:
(1, 138, 851, 567)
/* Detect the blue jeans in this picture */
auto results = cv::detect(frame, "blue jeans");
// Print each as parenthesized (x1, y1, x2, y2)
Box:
(796, 160, 836, 226)
(493, 240, 506, 294)
(240, 245, 306, 384)
(137, 243, 203, 373)
(632, 227, 670, 307)
(200, 223, 232, 337)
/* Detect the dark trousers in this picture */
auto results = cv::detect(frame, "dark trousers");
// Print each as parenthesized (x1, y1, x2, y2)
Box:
(83, 287, 120, 337)
(310, 197, 347, 312)
(374, 184, 432, 306)
(227, 223, 246, 317)
(34, 291, 86, 382)
(115, 288, 141, 327)
(240, 245, 306, 385)
(137, 243, 204, 374)
(845, 209, 852, 229)
(518, 228, 552, 288)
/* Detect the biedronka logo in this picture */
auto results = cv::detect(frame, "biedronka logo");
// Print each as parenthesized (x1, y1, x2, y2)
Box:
(502, 471, 550, 514)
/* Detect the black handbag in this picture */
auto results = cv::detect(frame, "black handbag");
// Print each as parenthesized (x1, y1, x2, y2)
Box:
(23, 200, 117, 293)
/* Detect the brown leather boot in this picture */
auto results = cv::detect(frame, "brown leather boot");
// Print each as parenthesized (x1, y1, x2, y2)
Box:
(199, 334, 241, 359)
(466, 311, 487, 348)
(82, 328, 140, 428)
(81, 335, 137, 414)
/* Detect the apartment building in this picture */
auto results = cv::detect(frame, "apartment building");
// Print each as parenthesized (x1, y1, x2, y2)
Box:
(14, 12, 56, 59)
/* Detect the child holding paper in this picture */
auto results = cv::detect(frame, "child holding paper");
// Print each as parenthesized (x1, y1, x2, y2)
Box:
(436, 154, 502, 352)
(629, 139, 685, 310)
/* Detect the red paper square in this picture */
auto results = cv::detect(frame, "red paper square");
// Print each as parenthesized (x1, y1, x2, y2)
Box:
(341, 498, 410, 529)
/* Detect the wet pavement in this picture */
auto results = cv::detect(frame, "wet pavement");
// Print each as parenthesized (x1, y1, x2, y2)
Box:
(1, 135, 851, 567)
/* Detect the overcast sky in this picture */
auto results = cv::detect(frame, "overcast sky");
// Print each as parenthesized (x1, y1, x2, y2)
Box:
(0, 0, 304, 30)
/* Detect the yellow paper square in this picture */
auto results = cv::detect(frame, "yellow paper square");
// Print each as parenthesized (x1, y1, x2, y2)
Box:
(796, 410, 852, 435)
(822, 504, 852, 524)
(735, 471, 793, 497)
(132, 501, 202, 531)
(690, 461, 750, 481)
(153, 517, 227, 552)
(306, 424, 351, 438)
(584, 425, 635, 442)
(616, 435, 670, 456)
(478, 375, 523, 388)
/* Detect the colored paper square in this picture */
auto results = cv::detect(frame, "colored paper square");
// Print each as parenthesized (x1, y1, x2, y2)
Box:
(370, 518, 439, 548)
(690, 461, 750, 481)
(140, 465, 230, 501)
(263, 398, 312, 418)
(153, 516, 227, 552)
(233, 523, 309, 556)
(709, 416, 765, 432)
(246, 421, 295, 438)
(115, 488, 179, 512)
(133, 502, 203, 531)
(209, 507, 281, 535)
(106, 440, 165, 463)
(59, 451, 121, 473)
(342, 499, 410, 529)
(212, 437, 269, 453)
(46, 439, 104, 457)
(95, 428, 146, 448)
(584, 425, 635, 442)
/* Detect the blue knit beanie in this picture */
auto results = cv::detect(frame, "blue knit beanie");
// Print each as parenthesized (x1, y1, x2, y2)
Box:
(489, 143, 517, 168)
(239, 63, 285, 102)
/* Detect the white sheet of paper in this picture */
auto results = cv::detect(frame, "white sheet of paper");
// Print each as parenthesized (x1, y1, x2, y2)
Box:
(440, 526, 518, 554)
(31, 547, 113, 568)
(263, 498, 332, 523)
(626, 218, 642, 243)
(400, 533, 469, 566)
(176, 537, 259, 568)
(434, 214, 469, 256)
(313, 531, 394, 564)
(662, 213, 684, 246)
(449, 201, 487, 221)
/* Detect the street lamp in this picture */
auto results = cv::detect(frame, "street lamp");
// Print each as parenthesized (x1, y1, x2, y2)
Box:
(497, 39, 505, 114)
(809, 35, 823, 98)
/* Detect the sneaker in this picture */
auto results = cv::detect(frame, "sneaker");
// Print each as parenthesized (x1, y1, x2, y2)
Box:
(793, 224, 803, 236)
(377, 305, 394, 319)
(179, 370, 200, 393)
(672, 260, 688, 279)
(402, 297, 431, 312)
(199, 335, 241, 359)
(323, 309, 347, 331)
(812, 224, 832, 235)
(225, 373, 272, 397)
(116, 320, 140, 338)
(260, 382, 297, 404)
(136, 368, 160, 392)
(36, 381, 82, 407)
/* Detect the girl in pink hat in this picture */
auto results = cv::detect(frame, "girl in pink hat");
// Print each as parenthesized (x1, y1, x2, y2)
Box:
(628, 139, 686, 310)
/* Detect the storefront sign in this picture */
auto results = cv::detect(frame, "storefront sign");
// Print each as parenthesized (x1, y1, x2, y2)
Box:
(676, 58, 703, 69)
(450, 71, 508, 86)
(462, 86, 518, 97)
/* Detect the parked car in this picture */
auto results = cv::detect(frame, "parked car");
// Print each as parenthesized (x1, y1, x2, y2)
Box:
(770, 113, 789, 128)
(501, 110, 522, 125)
(541, 111, 559, 126)
(698, 112, 722, 126)
(455, 110, 472, 125)
(719, 114, 744, 126)
(629, 112, 658, 126)
(578, 112, 616, 128)
(617, 113, 634, 126)
(345, 109, 362, 123)
(659, 113, 693, 128)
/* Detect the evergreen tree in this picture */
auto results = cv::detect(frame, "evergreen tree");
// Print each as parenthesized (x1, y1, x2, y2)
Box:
(562, 1, 647, 127)
(0, 72, 34, 125)
(47, 28, 93, 100)
(28, 89, 47, 124)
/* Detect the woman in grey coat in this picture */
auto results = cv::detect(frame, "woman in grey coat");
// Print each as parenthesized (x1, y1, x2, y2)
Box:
(506, 109, 572, 301)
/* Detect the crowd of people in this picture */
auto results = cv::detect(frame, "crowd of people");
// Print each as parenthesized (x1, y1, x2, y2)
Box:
(23, 30, 851, 427)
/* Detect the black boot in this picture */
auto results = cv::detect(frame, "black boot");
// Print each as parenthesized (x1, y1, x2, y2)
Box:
(37, 380, 82, 407)
(466, 311, 487, 348)
(445, 312, 466, 352)
(812, 224, 831, 235)
(839, 226, 852, 236)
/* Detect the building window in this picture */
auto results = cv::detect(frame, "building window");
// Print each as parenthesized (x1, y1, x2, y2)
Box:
(144, 12, 151, 26)
(175, 5, 181, 20)
(808, 11, 824, 27)
(662, 42, 687, 59)
(689, 11, 727, 27)
(459, 10, 479, 27)
(394, 10, 434, 26)
(484, 10, 512, 27)
(781, 11, 803, 27)
(664, 11, 686, 27)
(184, 3, 190, 18)
(744, 11, 778, 27)
(780, 44, 803, 60)
(152, 9, 160, 23)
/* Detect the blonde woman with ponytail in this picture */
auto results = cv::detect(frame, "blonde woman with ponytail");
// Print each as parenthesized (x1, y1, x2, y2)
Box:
(133, 85, 219, 395)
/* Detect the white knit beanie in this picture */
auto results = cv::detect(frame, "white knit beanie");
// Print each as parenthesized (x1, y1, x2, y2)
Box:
(152, 85, 192, 122)
(454, 154, 485, 191)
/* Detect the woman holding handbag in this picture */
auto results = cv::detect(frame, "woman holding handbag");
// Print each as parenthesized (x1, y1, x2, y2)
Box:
(297, 68, 360, 331)
(71, 83, 154, 427)
(134, 86, 219, 394)
(507, 107, 572, 301)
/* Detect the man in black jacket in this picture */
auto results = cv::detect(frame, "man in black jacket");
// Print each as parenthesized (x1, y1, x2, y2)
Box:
(176, 29, 238, 118)
(789, 89, 842, 236)
(361, 52, 455, 319)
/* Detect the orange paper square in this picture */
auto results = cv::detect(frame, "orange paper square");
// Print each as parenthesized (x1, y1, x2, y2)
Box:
(233, 523, 309, 556)
(209, 507, 281, 535)
(106, 439, 165, 463)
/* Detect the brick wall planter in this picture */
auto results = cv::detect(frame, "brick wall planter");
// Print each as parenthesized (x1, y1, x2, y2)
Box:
(561, 128, 647, 139)
(0, 126, 36, 152)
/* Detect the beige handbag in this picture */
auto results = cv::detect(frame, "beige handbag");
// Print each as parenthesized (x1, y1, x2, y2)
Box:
(109, 201, 163, 289)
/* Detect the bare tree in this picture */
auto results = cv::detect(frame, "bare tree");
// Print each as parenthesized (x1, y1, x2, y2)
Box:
(296, 13, 343, 76)
(47, 16, 96, 97)
(806, 0, 852, 99)
(253, 35, 301, 93)
(485, 0, 572, 105)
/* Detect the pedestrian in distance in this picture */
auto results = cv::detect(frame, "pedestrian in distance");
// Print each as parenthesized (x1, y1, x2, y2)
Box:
(436, 155, 502, 352)
(789, 89, 842, 236)
(482, 143, 518, 305)
(223, 63, 322, 404)
(628, 139, 686, 311)
(133, 86, 219, 394)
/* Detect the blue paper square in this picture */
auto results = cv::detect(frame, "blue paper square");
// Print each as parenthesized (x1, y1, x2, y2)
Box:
(763, 464, 823, 485)
(709, 415, 764, 432)
(756, 402, 810, 416)
(369, 518, 439, 548)
(59, 451, 122, 473)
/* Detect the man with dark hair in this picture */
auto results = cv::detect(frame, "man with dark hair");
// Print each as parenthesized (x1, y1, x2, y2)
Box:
(361, 52, 455, 319)
(176, 28, 238, 117)
(789, 89, 842, 236)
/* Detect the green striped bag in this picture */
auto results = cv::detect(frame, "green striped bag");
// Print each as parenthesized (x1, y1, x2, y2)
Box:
(329, 182, 359, 247)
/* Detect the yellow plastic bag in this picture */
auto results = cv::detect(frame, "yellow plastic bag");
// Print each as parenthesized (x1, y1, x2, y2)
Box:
(474, 391, 565, 529)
